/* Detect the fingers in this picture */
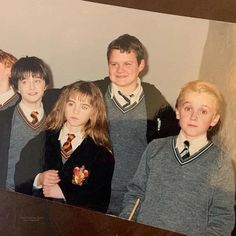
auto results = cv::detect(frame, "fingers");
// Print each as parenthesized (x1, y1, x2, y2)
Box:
(43, 185, 51, 197)
(43, 185, 54, 198)
(39, 170, 60, 186)
(43, 184, 64, 199)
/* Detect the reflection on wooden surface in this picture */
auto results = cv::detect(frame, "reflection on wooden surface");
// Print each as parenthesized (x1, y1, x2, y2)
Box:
(83, 0, 236, 23)
(0, 190, 184, 236)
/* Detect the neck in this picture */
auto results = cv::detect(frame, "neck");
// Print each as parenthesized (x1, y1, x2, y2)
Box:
(180, 130, 207, 142)
(113, 80, 139, 96)
(65, 122, 83, 134)
(20, 100, 42, 110)
(0, 81, 11, 94)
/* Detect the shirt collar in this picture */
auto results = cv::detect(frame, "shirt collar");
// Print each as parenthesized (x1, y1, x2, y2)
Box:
(59, 124, 83, 139)
(19, 101, 44, 122)
(58, 123, 84, 151)
(176, 130, 208, 155)
(110, 78, 143, 105)
(0, 87, 15, 105)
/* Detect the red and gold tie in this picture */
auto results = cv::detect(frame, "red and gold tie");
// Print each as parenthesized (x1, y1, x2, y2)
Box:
(30, 111, 39, 125)
(62, 133, 76, 156)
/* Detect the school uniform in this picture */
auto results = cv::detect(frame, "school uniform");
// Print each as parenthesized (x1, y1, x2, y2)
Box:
(40, 79, 180, 215)
(0, 87, 20, 111)
(37, 130, 114, 213)
(120, 136, 235, 235)
(94, 77, 180, 215)
(0, 103, 46, 193)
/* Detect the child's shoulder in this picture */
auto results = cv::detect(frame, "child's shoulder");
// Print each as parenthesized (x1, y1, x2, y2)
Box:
(0, 105, 16, 120)
(203, 142, 233, 169)
(46, 129, 59, 137)
(97, 145, 114, 161)
(92, 145, 114, 170)
(145, 136, 173, 157)
(86, 136, 114, 162)
(149, 136, 173, 147)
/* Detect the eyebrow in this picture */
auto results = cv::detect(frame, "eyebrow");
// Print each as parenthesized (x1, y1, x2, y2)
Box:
(181, 101, 191, 105)
(20, 76, 43, 80)
(182, 101, 211, 109)
(67, 98, 91, 106)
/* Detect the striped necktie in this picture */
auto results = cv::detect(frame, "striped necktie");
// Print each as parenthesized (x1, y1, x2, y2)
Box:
(180, 140, 190, 160)
(118, 90, 131, 108)
(30, 111, 39, 125)
(62, 133, 76, 156)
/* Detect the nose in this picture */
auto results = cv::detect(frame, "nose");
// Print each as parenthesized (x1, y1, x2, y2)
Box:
(117, 64, 124, 73)
(29, 79, 36, 90)
(190, 110, 198, 120)
(73, 105, 80, 114)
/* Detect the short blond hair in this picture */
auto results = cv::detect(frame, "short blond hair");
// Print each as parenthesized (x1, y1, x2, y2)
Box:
(175, 80, 225, 139)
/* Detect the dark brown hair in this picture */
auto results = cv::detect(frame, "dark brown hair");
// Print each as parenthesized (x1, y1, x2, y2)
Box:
(107, 34, 145, 65)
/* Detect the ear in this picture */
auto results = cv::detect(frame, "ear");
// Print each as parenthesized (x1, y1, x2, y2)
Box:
(175, 108, 180, 120)
(210, 114, 220, 127)
(138, 59, 145, 73)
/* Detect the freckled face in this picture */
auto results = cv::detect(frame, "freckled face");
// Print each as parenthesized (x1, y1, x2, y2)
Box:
(65, 95, 94, 132)
(108, 49, 145, 93)
(176, 92, 220, 139)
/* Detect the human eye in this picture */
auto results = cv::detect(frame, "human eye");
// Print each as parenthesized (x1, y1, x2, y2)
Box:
(67, 101, 74, 106)
(20, 78, 27, 84)
(183, 105, 191, 112)
(109, 62, 117, 67)
(200, 109, 208, 115)
(35, 78, 43, 83)
(124, 62, 132, 66)
(81, 105, 89, 110)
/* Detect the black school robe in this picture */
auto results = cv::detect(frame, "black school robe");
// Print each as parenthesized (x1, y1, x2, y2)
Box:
(36, 130, 114, 213)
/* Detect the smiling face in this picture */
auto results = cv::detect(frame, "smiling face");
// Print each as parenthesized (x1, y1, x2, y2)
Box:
(18, 75, 47, 109)
(64, 94, 94, 133)
(176, 91, 220, 140)
(108, 49, 145, 94)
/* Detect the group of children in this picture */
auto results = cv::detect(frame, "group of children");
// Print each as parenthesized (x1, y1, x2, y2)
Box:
(0, 33, 235, 235)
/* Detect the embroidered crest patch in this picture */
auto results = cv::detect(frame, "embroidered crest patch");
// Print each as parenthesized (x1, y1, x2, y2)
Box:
(72, 165, 89, 186)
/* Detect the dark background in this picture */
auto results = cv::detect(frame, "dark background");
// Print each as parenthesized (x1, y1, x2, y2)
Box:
(83, 0, 236, 23)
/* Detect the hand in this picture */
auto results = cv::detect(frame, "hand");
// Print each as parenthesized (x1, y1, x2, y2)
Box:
(37, 170, 60, 186)
(43, 184, 65, 199)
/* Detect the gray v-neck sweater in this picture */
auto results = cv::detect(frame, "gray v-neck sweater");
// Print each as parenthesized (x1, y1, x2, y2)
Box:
(120, 136, 235, 236)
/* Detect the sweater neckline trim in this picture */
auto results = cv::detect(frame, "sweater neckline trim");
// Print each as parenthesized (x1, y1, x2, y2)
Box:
(108, 85, 144, 113)
(172, 136, 213, 166)
(16, 104, 46, 130)
(0, 93, 19, 108)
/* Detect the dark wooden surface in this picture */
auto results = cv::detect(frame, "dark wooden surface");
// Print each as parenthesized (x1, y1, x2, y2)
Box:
(83, 0, 236, 23)
(0, 190, 184, 236)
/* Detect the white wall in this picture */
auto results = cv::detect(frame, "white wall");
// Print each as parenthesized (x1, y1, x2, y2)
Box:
(1, 0, 209, 105)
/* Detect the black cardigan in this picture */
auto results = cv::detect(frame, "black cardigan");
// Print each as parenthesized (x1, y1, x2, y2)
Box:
(36, 130, 114, 213)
